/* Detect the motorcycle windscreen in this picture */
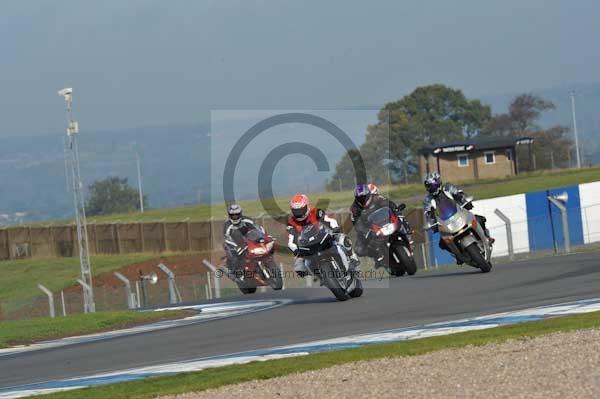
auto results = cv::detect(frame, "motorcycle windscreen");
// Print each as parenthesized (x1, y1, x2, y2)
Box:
(436, 196, 458, 221)
(244, 228, 264, 242)
(367, 207, 393, 228)
(298, 223, 322, 247)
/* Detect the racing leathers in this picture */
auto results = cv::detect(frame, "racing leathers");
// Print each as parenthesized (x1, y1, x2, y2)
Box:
(350, 194, 412, 261)
(423, 183, 493, 255)
(287, 208, 353, 277)
(223, 218, 259, 275)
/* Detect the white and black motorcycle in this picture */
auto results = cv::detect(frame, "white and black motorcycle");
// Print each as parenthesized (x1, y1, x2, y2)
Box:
(296, 223, 363, 301)
(424, 195, 492, 273)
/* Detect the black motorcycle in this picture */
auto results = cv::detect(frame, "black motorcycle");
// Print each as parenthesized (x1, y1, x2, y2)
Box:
(366, 206, 417, 276)
(296, 223, 363, 301)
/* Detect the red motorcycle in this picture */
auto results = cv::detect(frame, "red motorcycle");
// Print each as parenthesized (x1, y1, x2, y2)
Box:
(230, 228, 283, 294)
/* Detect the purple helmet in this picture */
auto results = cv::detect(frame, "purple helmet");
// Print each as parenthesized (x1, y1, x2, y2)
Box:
(424, 172, 442, 194)
(354, 183, 372, 207)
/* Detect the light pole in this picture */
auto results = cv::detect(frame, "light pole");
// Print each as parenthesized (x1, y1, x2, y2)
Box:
(569, 90, 582, 169)
(57, 87, 95, 313)
(132, 144, 144, 213)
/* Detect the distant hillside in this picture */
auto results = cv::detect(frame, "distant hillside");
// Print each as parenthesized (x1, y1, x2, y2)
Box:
(2, 83, 599, 225)
(0, 125, 211, 223)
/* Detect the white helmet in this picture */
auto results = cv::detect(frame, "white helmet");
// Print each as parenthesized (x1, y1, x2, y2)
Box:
(227, 204, 242, 225)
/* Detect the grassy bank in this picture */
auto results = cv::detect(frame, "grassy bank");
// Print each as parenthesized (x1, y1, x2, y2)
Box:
(41, 166, 600, 224)
(37, 310, 600, 399)
(0, 254, 156, 313)
(0, 309, 193, 349)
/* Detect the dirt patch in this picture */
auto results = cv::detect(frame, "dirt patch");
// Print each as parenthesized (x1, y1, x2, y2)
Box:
(63, 254, 211, 295)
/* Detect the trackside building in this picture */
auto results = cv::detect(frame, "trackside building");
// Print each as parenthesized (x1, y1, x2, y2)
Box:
(419, 137, 534, 182)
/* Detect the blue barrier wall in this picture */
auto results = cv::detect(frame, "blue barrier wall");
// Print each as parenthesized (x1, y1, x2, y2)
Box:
(525, 185, 583, 252)
(428, 184, 587, 266)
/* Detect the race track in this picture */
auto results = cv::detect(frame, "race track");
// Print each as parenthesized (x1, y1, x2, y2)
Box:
(1, 252, 599, 389)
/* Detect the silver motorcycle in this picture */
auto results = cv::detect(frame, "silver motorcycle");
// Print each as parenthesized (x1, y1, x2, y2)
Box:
(424, 195, 492, 273)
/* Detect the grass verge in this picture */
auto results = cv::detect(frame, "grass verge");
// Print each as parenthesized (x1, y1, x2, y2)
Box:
(0, 254, 158, 313)
(36, 310, 600, 399)
(0, 309, 193, 349)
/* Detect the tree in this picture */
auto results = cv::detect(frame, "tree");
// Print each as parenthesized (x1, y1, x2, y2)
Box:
(85, 177, 147, 216)
(483, 93, 572, 170)
(329, 84, 491, 188)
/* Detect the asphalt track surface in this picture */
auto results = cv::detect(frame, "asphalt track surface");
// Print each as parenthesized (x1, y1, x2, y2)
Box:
(1, 252, 599, 389)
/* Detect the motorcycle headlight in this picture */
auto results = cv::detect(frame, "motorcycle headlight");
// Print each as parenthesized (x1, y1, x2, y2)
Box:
(378, 223, 397, 236)
(250, 247, 267, 255)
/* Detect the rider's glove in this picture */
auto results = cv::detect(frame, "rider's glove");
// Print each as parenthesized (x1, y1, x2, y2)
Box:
(236, 246, 247, 256)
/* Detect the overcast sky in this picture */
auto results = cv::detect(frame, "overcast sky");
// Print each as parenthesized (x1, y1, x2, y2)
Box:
(1, 0, 599, 136)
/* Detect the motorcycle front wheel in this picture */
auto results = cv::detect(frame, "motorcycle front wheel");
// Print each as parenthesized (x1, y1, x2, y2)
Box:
(319, 261, 351, 301)
(394, 245, 417, 276)
(466, 243, 492, 273)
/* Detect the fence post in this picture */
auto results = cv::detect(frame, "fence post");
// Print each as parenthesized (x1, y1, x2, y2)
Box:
(6, 228, 12, 260)
(139, 223, 145, 252)
(114, 272, 135, 309)
(186, 220, 192, 251)
(206, 272, 213, 300)
(494, 209, 515, 261)
(548, 194, 571, 254)
(76, 279, 94, 313)
(420, 243, 428, 270)
(38, 284, 55, 318)
(49, 226, 57, 257)
(27, 227, 33, 257)
(162, 222, 168, 252)
(158, 263, 180, 304)
(202, 260, 222, 299)
(61, 290, 67, 316)
(279, 262, 286, 290)
(423, 229, 433, 268)
(114, 224, 122, 254)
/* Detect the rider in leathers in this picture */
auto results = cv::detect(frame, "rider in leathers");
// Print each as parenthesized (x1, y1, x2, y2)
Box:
(287, 193, 358, 278)
(423, 172, 494, 263)
(223, 204, 259, 277)
(350, 183, 412, 268)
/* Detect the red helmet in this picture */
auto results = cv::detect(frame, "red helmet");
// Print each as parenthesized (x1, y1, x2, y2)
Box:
(290, 194, 310, 221)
